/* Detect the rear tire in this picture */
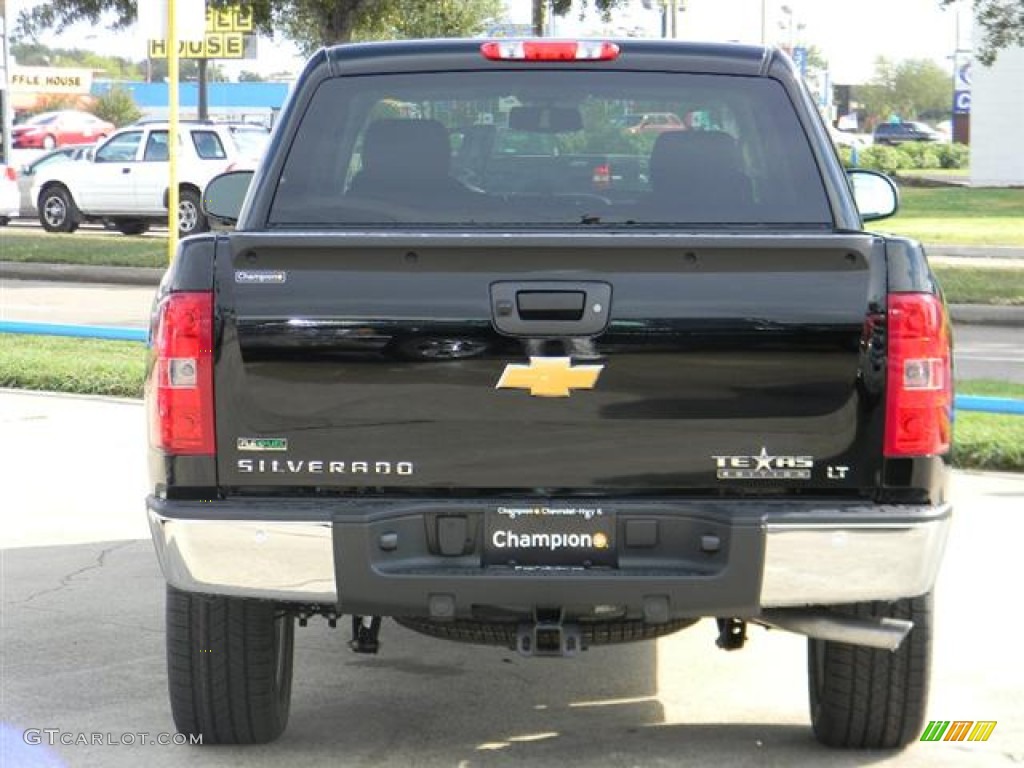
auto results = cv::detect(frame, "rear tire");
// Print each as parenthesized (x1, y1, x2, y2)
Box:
(808, 593, 932, 749)
(166, 585, 294, 744)
(37, 185, 80, 233)
(43, 135, 57, 150)
(177, 188, 208, 238)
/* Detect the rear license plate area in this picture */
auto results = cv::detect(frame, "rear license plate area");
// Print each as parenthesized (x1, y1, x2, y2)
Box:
(483, 505, 617, 567)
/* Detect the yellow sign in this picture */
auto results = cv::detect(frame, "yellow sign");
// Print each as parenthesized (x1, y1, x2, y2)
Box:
(206, 5, 254, 32)
(149, 33, 247, 60)
(496, 357, 604, 398)
(149, 4, 254, 59)
(9, 67, 93, 94)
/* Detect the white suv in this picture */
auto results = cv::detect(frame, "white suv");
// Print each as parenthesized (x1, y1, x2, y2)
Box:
(31, 121, 269, 237)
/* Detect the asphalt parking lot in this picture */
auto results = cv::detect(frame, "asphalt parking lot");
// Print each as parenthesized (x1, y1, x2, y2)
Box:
(1, 389, 1022, 768)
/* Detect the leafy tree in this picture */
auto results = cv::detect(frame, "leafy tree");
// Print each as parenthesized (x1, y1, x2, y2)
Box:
(941, 0, 1024, 65)
(805, 45, 829, 71)
(92, 86, 143, 126)
(356, 0, 501, 42)
(24, 94, 83, 117)
(532, 0, 630, 36)
(853, 57, 952, 127)
(147, 58, 228, 82)
(17, 0, 502, 56)
(12, 42, 139, 80)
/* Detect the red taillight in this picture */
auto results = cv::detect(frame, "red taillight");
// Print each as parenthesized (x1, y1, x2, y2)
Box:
(149, 291, 215, 455)
(592, 163, 611, 190)
(884, 293, 952, 457)
(480, 40, 620, 61)
(3, 166, 16, 182)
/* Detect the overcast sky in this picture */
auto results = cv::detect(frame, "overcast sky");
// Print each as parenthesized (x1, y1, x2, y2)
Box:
(19, 0, 973, 83)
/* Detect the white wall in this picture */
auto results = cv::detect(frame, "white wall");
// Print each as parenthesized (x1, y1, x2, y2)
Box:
(971, 46, 1024, 186)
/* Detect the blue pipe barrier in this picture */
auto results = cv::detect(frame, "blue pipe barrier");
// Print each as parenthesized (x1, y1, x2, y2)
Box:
(0, 320, 148, 343)
(954, 395, 1024, 416)
(2, 321, 1024, 416)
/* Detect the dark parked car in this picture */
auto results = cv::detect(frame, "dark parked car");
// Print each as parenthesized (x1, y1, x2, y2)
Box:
(873, 121, 946, 146)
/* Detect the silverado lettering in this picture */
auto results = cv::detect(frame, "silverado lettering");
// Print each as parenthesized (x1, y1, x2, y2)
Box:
(237, 459, 414, 475)
(145, 38, 953, 750)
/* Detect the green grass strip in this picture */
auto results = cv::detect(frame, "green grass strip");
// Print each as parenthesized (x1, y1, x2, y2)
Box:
(953, 380, 1024, 472)
(0, 333, 146, 398)
(1, 228, 165, 268)
(932, 266, 1024, 306)
(884, 188, 1024, 246)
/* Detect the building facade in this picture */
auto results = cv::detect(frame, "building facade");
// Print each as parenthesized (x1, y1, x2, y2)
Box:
(970, 45, 1024, 186)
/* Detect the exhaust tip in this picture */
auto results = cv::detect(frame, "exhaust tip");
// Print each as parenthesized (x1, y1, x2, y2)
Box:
(758, 609, 913, 651)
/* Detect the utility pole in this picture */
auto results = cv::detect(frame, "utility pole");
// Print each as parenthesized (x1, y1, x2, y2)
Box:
(0, 0, 12, 168)
(197, 58, 208, 120)
(138, 0, 205, 260)
(167, 0, 180, 261)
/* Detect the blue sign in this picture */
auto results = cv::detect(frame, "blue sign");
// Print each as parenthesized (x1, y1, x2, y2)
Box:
(954, 90, 972, 114)
(792, 46, 808, 77)
(956, 61, 972, 90)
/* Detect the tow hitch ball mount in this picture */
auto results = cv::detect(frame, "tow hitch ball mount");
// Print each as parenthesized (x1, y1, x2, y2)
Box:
(517, 609, 582, 657)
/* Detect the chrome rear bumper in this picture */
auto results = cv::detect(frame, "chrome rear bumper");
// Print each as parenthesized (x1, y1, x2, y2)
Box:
(148, 501, 950, 608)
(759, 516, 950, 607)
(148, 514, 336, 603)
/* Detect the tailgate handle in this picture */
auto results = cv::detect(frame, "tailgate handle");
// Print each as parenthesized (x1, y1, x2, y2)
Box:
(491, 281, 611, 337)
(517, 291, 585, 321)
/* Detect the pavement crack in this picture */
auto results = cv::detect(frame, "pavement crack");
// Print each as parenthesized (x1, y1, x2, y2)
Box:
(13, 541, 137, 605)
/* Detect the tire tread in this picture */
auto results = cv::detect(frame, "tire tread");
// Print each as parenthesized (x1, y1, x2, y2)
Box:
(165, 586, 292, 744)
(809, 593, 932, 749)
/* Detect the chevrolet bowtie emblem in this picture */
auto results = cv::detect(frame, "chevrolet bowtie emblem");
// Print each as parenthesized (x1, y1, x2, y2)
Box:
(496, 357, 604, 398)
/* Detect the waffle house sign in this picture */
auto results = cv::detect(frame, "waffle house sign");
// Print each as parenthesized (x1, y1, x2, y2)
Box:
(148, 5, 255, 59)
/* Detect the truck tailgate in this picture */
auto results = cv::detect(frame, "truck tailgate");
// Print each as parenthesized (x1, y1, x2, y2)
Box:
(214, 232, 885, 493)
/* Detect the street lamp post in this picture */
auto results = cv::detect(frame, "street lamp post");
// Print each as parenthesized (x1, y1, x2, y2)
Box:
(657, 0, 679, 39)
(0, 2, 11, 168)
(779, 5, 805, 54)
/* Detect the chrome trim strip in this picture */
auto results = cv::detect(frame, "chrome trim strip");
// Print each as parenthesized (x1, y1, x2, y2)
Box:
(760, 513, 951, 607)
(148, 510, 336, 603)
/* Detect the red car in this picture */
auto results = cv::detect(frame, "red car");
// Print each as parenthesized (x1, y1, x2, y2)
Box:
(11, 110, 115, 150)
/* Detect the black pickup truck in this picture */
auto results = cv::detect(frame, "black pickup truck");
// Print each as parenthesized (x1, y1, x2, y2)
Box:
(146, 39, 952, 748)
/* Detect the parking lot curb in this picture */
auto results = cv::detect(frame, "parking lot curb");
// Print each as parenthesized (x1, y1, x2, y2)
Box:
(1, 261, 164, 286)
(928, 245, 1024, 260)
(949, 304, 1024, 327)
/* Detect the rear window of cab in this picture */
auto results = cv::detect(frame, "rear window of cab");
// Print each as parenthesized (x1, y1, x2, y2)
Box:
(269, 69, 831, 228)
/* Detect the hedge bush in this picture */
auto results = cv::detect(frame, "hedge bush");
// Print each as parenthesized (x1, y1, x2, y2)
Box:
(92, 87, 142, 128)
(937, 143, 970, 169)
(857, 145, 904, 175)
(840, 142, 969, 173)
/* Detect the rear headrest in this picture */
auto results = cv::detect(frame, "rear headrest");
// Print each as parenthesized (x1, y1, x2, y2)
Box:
(361, 119, 451, 181)
(649, 130, 743, 192)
